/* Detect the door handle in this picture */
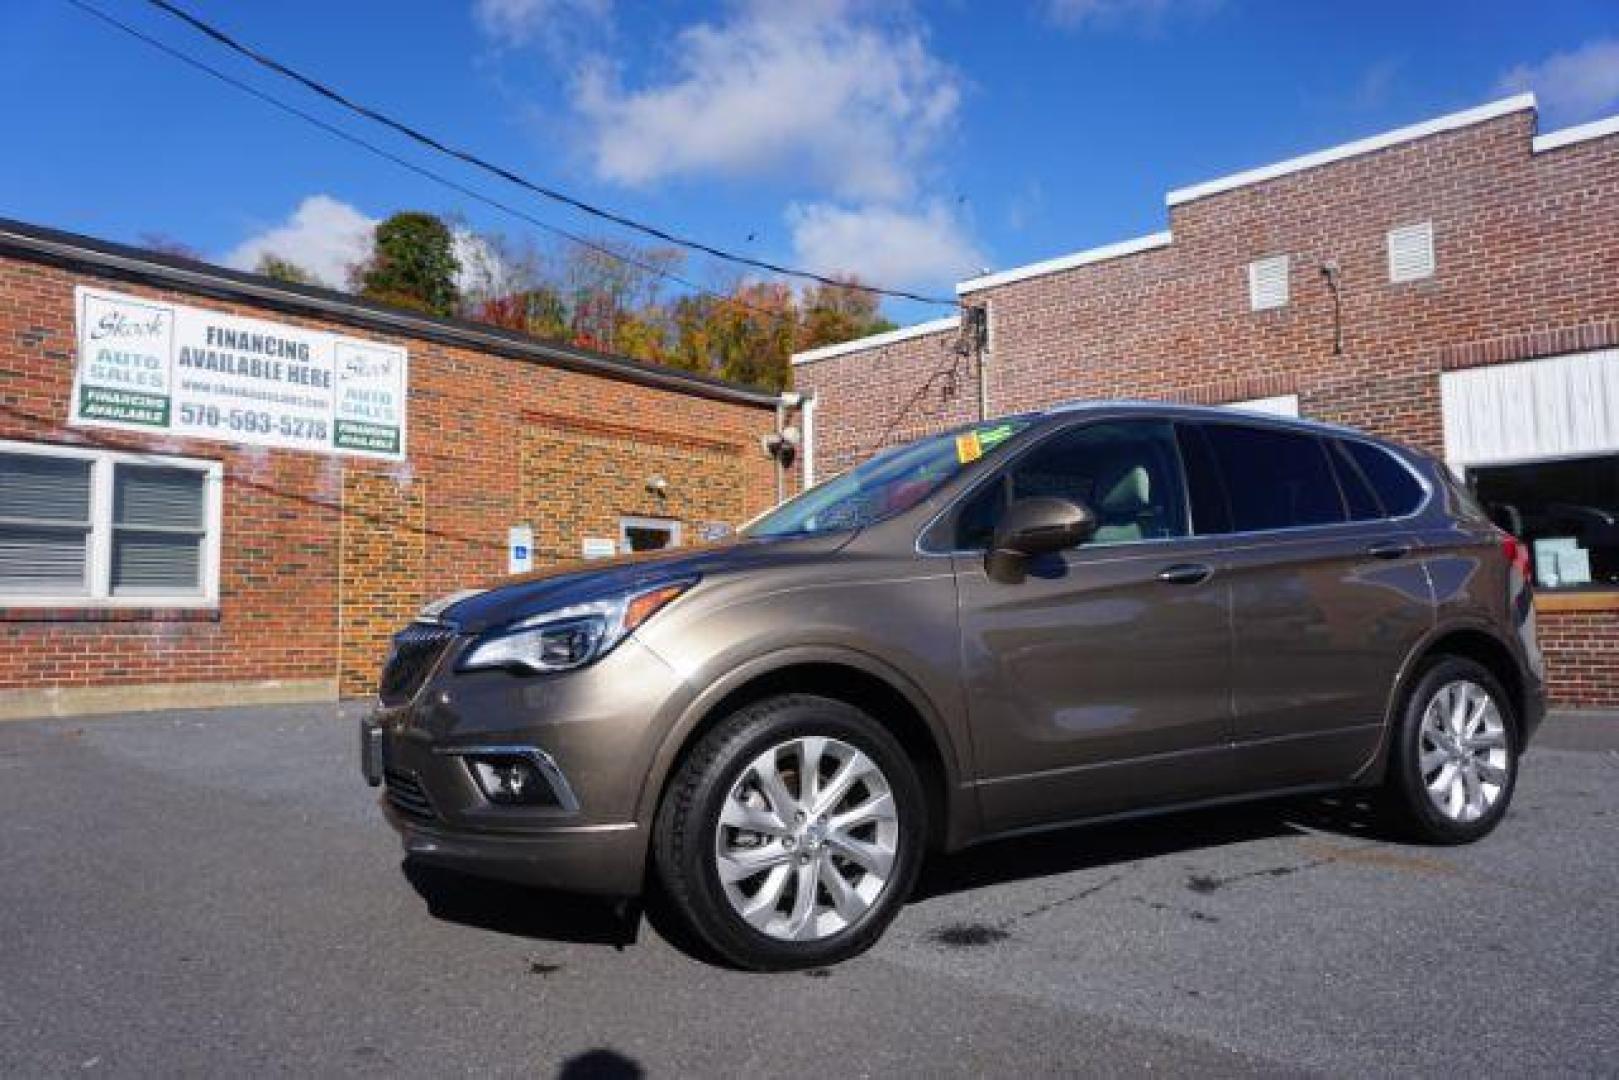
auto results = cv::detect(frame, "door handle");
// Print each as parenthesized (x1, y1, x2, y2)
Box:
(1156, 563, 1213, 585)
(1366, 541, 1412, 560)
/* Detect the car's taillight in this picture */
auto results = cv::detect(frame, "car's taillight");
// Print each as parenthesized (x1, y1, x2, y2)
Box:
(1501, 533, 1532, 585)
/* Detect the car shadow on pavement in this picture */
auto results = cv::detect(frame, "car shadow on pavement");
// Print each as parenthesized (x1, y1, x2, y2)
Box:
(400, 792, 1397, 963)
(914, 790, 1396, 901)
(402, 858, 637, 948)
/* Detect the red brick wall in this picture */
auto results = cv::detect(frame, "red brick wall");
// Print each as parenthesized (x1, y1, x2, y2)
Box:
(800, 325, 979, 479)
(1538, 609, 1619, 709)
(0, 255, 781, 700)
(796, 105, 1619, 708)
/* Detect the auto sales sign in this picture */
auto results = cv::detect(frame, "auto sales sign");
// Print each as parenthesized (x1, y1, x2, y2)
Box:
(70, 286, 408, 460)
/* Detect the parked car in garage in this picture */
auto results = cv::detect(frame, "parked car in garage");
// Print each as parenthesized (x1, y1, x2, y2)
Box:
(362, 402, 1544, 969)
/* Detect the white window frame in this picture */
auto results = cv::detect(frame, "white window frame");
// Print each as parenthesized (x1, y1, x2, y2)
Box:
(0, 439, 223, 608)
(618, 515, 681, 554)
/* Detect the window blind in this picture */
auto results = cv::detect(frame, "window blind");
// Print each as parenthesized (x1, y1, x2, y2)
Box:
(111, 465, 206, 595)
(0, 453, 92, 593)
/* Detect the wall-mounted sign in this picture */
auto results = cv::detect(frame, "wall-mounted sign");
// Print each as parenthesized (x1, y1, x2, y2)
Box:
(580, 537, 618, 560)
(696, 521, 733, 543)
(69, 286, 408, 460)
(508, 525, 534, 575)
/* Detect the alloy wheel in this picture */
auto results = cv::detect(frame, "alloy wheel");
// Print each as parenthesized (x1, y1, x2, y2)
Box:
(713, 736, 899, 942)
(1418, 679, 1510, 823)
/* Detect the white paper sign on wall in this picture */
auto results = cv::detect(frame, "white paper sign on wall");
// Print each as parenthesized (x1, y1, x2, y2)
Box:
(69, 285, 408, 460)
(580, 537, 617, 560)
(508, 525, 534, 574)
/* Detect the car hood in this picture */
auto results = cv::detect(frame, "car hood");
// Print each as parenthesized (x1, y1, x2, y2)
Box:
(432, 531, 852, 634)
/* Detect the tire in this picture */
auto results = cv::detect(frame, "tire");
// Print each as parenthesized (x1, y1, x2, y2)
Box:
(1384, 656, 1519, 844)
(653, 694, 927, 970)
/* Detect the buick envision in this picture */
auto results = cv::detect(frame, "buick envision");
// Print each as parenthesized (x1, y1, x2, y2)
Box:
(362, 402, 1543, 969)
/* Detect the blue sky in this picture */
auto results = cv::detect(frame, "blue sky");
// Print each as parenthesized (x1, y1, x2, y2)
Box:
(4, 0, 1617, 323)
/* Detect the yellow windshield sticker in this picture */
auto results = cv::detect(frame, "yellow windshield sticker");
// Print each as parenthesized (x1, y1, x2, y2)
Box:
(955, 431, 983, 463)
(976, 423, 1016, 450)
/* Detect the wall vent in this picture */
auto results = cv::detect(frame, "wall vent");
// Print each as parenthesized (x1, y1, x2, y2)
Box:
(1387, 222, 1435, 283)
(1248, 255, 1290, 311)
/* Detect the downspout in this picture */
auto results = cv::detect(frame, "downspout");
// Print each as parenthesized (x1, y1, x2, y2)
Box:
(774, 396, 787, 505)
(800, 392, 818, 490)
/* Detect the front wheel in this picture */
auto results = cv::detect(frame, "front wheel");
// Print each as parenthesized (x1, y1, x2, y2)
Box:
(653, 694, 926, 970)
(1385, 657, 1519, 844)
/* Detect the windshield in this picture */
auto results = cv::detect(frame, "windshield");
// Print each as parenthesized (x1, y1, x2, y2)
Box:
(744, 419, 1032, 539)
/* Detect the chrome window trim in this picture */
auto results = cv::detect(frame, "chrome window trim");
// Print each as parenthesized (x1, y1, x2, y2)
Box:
(914, 413, 1435, 558)
(432, 743, 582, 814)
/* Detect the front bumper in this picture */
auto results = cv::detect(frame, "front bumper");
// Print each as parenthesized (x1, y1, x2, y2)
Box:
(360, 633, 693, 897)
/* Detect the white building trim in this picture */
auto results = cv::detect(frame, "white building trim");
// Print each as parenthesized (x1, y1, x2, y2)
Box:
(1532, 113, 1619, 154)
(1440, 349, 1619, 469)
(1165, 94, 1537, 207)
(955, 231, 1173, 295)
(1223, 394, 1300, 418)
(790, 315, 960, 366)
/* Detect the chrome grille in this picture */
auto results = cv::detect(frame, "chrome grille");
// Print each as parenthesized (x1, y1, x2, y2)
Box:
(383, 768, 436, 822)
(378, 622, 457, 705)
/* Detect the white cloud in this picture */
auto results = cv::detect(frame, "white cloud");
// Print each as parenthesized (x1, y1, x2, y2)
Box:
(1043, 0, 1218, 29)
(1499, 39, 1619, 124)
(224, 195, 376, 288)
(787, 201, 983, 291)
(570, 0, 961, 202)
(472, 0, 611, 45)
(451, 228, 518, 298)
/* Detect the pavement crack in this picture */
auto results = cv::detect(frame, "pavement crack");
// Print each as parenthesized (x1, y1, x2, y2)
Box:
(927, 872, 1128, 949)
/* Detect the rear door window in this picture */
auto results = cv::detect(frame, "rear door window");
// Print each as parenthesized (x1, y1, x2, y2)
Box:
(1201, 424, 1346, 531)
(1342, 440, 1425, 517)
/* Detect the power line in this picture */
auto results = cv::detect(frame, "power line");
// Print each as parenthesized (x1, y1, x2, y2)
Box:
(138, 0, 961, 309)
(63, 0, 801, 331)
(65, 0, 984, 466)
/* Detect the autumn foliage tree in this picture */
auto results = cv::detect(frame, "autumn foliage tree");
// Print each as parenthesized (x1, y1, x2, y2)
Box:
(337, 216, 903, 391)
(254, 253, 317, 285)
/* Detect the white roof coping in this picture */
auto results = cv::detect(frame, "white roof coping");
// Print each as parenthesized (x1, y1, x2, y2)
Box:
(1533, 112, 1619, 153)
(1165, 93, 1538, 207)
(955, 231, 1174, 294)
(790, 314, 960, 366)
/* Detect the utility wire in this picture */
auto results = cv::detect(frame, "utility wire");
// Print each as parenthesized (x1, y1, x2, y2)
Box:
(65, 0, 981, 468)
(64, 0, 801, 330)
(138, 0, 961, 309)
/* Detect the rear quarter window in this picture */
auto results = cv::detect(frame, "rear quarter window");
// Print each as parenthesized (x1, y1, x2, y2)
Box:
(1343, 440, 1425, 517)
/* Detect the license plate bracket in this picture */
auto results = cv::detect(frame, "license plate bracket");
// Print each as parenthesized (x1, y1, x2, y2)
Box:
(360, 718, 384, 786)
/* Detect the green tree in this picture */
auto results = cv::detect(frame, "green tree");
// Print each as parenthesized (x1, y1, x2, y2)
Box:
(355, 212, 461, 316)
(254, 253, 317, 285)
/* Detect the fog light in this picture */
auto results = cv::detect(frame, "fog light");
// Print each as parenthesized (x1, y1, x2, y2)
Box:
(468, 755, 554, 805)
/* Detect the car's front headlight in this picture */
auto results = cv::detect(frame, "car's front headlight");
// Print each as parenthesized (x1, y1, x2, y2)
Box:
(458, 578, 696, 674)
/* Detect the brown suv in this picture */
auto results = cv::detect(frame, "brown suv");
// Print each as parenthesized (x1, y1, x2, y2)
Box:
(362, 402, 1544, 969)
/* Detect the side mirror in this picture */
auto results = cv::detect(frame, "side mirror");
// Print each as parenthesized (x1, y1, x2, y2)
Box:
(986, 496, 1096, 582)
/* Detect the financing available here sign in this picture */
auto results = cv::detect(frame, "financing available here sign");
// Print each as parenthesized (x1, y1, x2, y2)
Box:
(70, 286, 408, 460)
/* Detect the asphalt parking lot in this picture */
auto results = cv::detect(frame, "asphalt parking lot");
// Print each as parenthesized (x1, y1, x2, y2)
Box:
(2, 704, 1616, 1077)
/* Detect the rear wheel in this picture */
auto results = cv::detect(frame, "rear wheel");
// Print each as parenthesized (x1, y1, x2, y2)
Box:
(1385, 657, 1518, 843)
(653, 694, 926, 970)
